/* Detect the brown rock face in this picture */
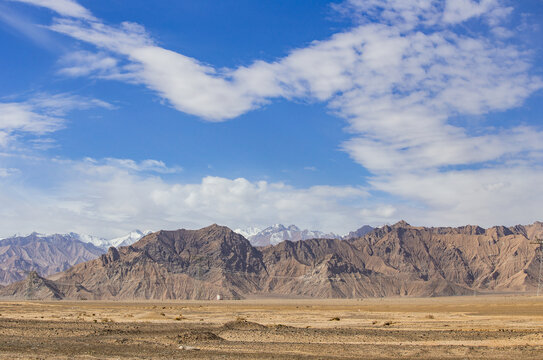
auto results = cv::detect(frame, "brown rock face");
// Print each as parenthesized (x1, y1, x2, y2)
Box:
(32, 225, 265, 300)
(0, 271, 63, 300)
(1, 222, 541, 300)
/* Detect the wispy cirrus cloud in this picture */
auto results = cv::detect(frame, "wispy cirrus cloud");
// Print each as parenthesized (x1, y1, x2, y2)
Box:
(57, 50, 119, 77)
(83, 157, 183, 174)
(8, 0, 94, 20)
(0, 93, 113, 148)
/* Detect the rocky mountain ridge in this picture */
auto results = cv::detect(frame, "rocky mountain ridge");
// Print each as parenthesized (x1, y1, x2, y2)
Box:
(2, 221, 542, 300)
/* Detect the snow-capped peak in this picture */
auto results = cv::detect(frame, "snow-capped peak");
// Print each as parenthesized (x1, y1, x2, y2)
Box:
(73, 230, 151, 250)
(74, 233, 110, 249)
(233, 226, 262, 239)
(241, 224, 341, 247)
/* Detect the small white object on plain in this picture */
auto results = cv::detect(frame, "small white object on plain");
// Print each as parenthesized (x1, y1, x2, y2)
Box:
(179, 345, 200, 351)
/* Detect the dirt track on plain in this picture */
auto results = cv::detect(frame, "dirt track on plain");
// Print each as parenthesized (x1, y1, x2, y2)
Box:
(0, 295, 542, 359)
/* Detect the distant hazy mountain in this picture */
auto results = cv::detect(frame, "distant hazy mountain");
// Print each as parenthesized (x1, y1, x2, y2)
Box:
(342, 225, 374, 240)
(235, 224, 340, 246)
(77, 230, 150, 250)
(0, 233, 104, 285)
(109, 230, 152, 247)
(0, 230, 151, 285)
(233, 226, 262, 239)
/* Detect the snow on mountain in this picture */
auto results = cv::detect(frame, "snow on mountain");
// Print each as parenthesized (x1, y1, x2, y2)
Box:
(0, 232, 105, 285)
(233, 226, 262, 239)
(237, 224, 341, 247)
(4, 230, 152, 251)
(1, 232, 109, 249)
(75, 233, 111, 249)
(107, 230, 152, 248)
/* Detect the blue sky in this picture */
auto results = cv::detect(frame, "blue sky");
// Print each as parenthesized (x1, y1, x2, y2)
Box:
(0, 0, 542, 238)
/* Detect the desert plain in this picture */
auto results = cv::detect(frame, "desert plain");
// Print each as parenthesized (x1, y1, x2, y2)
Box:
(0, 295, 542, 359)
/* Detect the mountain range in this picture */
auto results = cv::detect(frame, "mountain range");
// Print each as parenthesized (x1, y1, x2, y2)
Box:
(235, 224, 341, 246)
(0, 233, 104, 286)
(0, 225, 364, 286)
(1, 221, 542, 300)
(234, 224, 374, 246)
(0, 231, 148, 285)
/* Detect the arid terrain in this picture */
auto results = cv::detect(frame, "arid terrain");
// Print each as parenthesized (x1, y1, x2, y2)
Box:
(0, 295, 542, 359)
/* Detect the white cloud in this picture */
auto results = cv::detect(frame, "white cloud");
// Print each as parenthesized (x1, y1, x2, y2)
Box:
(82, 157, 182, 174)
(361, 205, 397, 219)
(49, 19, 279, 120)
(0, 94, 112, 148)
(331, 0, 443, 28)
(0, 156, 371, 238)
(442, 0, 505, 24)
(10, 0, 94, 20)
(370, 166, 543, 227)
(0, 167, 19, 177)
(0, 102, 63, 135)
(0, 3, 60, 49)
(58, 51, 118, 77)
(331, 0, 510, 28)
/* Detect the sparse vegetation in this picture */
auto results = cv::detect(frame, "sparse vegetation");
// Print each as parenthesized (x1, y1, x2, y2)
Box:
(426, 314, 435, 319)
(329, 317, 340, 321)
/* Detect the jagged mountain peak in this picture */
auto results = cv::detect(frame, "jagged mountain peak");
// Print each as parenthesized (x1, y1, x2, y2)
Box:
(108, 229, 150, 248)
(233, 226, 262, 239)
(130, 225, 256, 258)
(392, 220, 411, 228)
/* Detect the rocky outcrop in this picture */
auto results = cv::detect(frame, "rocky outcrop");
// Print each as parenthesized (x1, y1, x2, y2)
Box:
(36, 225, 265, 300)
(1, 222, 541, 300)
(0, 271, 64, 300)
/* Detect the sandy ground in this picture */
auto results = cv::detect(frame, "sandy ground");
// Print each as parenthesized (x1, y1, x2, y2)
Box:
(0, 295, 542, 359)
